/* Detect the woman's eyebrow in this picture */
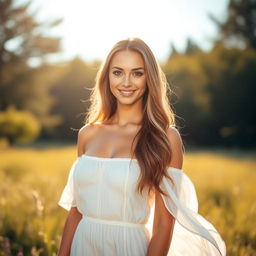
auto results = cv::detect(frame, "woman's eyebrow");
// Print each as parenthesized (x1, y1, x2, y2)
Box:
(111, 66, 144, 71)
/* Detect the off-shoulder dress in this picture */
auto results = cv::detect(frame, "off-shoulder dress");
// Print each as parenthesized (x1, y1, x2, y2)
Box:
(58, 154, 226, 256)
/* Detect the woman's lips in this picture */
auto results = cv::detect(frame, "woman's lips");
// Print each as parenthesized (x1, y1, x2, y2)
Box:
(118, 89, 136, 97)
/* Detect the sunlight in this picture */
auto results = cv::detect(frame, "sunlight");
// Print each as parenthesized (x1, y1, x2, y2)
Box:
(31, 0, 229, 63)
(145, 202, 155, 237)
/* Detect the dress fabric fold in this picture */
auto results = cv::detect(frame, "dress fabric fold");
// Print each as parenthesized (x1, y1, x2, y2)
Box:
(159, 167, 226, 256)
(58, 155, 226, 256)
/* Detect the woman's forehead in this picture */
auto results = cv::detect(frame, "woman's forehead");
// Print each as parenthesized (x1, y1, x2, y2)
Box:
(109, 50, 145, 69)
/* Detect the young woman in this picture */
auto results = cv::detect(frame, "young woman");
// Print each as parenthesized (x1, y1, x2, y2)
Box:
(57, 38, 226, 256)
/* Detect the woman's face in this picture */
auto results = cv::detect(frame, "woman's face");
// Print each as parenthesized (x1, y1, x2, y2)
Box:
(108, 50, 147, 105)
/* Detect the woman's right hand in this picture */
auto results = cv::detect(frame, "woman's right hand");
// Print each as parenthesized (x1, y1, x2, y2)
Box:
(57, 207, 82, 256)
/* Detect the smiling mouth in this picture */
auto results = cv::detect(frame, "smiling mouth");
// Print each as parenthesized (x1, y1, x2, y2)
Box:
(118, 89, 136, 97)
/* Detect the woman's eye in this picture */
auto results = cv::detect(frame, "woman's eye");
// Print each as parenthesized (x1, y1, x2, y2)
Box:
(113, 70, 122, 76)
(134, 71, 143, 77)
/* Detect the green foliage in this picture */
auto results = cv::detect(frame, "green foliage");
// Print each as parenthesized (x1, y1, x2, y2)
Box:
(0, 106, 41, 145)
(164, 46, 211, 145)
(0, 0, 255, 148)
(164, 42, 256, 147)
(184, 38, 202, 55)
(0, 0, 62, 68)
(0, 0, 63, 139)
(201, 44, 256, 146)
(50, 58, 98, 140)
(210, 0, 256, 49)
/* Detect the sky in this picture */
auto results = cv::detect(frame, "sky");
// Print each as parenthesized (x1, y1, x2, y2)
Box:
(29, 0, 229, 64)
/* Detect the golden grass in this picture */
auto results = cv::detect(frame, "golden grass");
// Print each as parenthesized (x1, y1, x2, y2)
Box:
(0, 146, 255, 255)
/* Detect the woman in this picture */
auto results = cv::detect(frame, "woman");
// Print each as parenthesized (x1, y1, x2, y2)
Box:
(57, 38, 226, 256)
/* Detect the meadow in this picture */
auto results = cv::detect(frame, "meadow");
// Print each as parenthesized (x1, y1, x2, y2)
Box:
(0, 146, 255, 255)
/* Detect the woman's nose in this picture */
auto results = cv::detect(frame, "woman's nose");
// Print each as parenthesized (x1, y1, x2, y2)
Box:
(123, 74, 131, 86)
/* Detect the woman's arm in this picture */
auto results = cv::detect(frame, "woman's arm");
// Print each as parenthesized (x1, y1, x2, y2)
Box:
(146, 127, 183, 256)
(57, 126, 90, 255)
(57, 207, 82, 256)
(146, 190, 176, 256)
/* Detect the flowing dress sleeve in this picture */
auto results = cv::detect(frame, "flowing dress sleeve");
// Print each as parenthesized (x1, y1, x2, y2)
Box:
(58, 159, 78, 211)
(159, 167, 226, 256)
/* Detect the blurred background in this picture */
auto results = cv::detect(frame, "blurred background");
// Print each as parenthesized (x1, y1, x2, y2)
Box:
(0, 0, 255, 255)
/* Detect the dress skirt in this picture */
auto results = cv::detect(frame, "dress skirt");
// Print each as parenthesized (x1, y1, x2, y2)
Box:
(71, 215, 150, 256)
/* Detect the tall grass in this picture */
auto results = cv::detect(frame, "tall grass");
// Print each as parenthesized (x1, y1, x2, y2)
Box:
(0, 146, 255, 255)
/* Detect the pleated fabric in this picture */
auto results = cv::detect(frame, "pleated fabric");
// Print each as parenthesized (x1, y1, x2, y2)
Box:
(71, 216, 149, 255)
(58, 154, 226, 256)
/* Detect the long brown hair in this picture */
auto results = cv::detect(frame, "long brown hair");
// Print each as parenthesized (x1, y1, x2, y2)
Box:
(84, 37, 181, 197)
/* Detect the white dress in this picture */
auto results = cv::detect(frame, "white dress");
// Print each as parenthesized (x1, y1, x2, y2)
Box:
(58, 154, 226, 256)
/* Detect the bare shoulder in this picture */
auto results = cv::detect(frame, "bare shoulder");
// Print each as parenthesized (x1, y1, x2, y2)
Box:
(167, 126, 183, 146)
(77, 123, 98, 156)
(166, 126, 184, 169)
(78, 123, 95, 138)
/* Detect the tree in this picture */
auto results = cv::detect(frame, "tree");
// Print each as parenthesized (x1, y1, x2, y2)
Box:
(50, 58, 97, 140)
(0, 0, 62, 109)
(210, 0, 256, 49)
(201, 43, 256, 147)
(0, 0, 64, 138)
(164, 50, 210, 145)
(0, 105, 41, 146)
(184, 38, 202, 55)
(0, 0, 62, 70)
(165, 42, 256, 147)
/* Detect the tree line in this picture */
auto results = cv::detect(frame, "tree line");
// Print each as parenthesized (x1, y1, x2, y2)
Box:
(0, 0, 255, 148)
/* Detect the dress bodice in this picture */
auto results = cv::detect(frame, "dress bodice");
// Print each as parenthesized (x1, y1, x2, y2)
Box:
(74, 154, 151, 224)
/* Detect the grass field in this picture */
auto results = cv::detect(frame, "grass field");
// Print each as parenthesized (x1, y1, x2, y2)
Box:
(0, 146, 255, 255)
